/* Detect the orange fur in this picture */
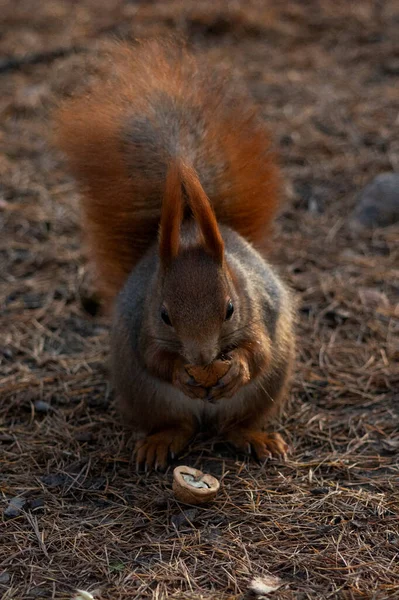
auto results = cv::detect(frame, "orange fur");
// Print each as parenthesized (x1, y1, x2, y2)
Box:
(159, 161, 183, 266)
(181, 163, 224, 264)
(55, 39, 281, 304)
(224, 429, 289, 460)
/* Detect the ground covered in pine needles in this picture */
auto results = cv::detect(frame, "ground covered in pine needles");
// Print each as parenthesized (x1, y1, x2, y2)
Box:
(1, 1, 398, 599)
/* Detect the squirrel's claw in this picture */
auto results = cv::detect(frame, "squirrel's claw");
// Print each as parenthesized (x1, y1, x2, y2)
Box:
(133, 427, 194, 471)
(226, 429, 289, 462)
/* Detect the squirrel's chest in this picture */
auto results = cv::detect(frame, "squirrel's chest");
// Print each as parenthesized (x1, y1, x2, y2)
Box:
(159, 379, 257, 429)
(196, 386, 255, 429)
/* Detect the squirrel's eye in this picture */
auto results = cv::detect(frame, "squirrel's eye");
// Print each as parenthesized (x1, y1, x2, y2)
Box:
(225, 299, 234, 320)
(161, 306, 172, 326)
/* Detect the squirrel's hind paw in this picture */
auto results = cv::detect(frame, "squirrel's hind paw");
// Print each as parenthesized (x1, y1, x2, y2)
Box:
(226, 429, 288, 461)
(134, 427, 193, 471)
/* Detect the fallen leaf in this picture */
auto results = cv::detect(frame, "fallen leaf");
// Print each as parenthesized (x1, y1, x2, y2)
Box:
(72, 591, 95, 600)
(249, 574, 283, 596)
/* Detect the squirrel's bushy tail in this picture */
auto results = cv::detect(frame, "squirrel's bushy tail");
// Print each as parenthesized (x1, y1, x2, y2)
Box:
(55, 39, 281, 303)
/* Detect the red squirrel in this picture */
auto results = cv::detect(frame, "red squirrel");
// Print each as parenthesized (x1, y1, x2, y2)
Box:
(56, 39, 295, 470)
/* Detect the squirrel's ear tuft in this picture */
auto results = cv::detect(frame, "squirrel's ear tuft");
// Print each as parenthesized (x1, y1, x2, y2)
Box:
(181, 163, 224, 264)
(159, 161, 184, 266)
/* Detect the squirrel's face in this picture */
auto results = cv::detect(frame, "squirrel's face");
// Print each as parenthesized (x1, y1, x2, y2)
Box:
(157, 247, 239, 366)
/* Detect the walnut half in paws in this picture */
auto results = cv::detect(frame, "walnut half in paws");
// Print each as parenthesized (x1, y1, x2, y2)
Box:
(185, 360, 231, 388)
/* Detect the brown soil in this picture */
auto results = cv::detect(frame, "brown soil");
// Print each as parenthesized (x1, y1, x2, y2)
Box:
(1, 1, 398, 599)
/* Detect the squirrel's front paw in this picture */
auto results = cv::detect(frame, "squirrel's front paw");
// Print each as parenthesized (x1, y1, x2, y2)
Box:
(173, 363, 208, 399)
(226, 429, 289, 461)
(208, 353, 250, 401)
(134, 426, 194, 471)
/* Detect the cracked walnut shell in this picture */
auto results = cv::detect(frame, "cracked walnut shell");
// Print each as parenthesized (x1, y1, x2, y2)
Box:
(173, 466, 220, 505)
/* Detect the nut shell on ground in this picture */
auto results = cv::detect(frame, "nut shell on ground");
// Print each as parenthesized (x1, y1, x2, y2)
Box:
(173, 466, 220, 505)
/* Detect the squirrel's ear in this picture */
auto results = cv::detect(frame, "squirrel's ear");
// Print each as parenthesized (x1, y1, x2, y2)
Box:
(181, 164, 224, 264)
(159, 161, 184, 267)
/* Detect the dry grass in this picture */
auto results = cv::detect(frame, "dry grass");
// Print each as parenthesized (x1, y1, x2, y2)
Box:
(1, 1, 398, 598)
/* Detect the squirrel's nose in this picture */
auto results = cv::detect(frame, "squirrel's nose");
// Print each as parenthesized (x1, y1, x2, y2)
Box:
(198, 350, 217, 366)
(183, 342, 219, 366)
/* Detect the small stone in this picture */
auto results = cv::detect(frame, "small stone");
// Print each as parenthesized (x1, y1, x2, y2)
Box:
(29, 498, 45, 511)
(41, 473, 68, 488)
(34, 400, 51, 413)
(0, 572, 11, 584)
(4, 497, 26, 519)
(29, 588, 48, 598)
(351, 173, 399, 228)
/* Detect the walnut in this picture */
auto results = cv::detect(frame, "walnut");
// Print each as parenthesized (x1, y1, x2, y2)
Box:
(185, 359, 231, 388)
(173, 466, 220, 504)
